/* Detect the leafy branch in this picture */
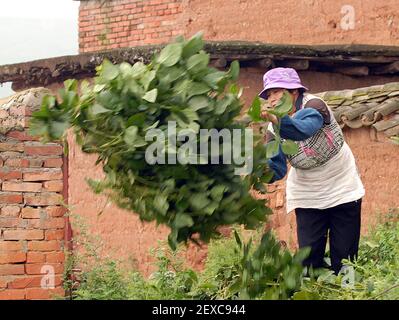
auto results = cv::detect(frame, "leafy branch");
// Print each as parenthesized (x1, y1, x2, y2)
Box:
(29, 33, 275, 250)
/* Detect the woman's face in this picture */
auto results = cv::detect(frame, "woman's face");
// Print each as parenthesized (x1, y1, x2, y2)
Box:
(266, 88, 299, 111)
(266, 88, 285, 108)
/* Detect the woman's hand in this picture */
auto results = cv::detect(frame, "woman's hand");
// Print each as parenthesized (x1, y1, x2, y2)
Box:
(260, 110, 279, 125)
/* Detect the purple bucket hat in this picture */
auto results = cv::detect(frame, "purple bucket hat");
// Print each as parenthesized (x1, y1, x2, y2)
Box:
(258, 67, 308, 99)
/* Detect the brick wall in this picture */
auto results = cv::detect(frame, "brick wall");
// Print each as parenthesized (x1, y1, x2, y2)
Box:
(0, 88, 66, 300)
(79, 0, 399, 53)
(55, 70, 399, 275)
(79, 0, 183, 52)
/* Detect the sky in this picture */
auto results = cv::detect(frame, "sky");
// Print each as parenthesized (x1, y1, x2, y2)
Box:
(0, 0, 80, 97)
(0, 0, 79, 19)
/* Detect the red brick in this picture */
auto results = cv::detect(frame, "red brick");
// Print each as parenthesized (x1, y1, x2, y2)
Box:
(27, 218, 65, 230)
(0, 241, 23, 251)
(26, 252, 45, 263)
(45, 230, 65, 241)
(24, 145, 63, 156)
(25, 287, 64, 300)
(21, 207, 44, 219)
(0, 277, 7, 289)
(29, 159, 44, 168)
(0, 218, 19, 228)
(7, 277, 36, 289)
(25, 263, 64, 275)
(0, 143, 24, 152)
(2, 182, 42, 192)
(0, 289, 26, 300)
(28, 241, 62, 252)
(6, 130, 39, 141)
(24, 193, 63, 206)
(46, 252, 65, 264)
(8, 275, 63, 289)
(43, 180, 63, 192)
(1, 206, 21, 217)
(4, 158, 30, 167)
(0, 169, 22, 181)
(23, 170, 62, 181)
(0, 264, 25, 275)
(0, 252, 26, 264)
(45, 206, 66, 218)
(0, 193, 23, 204)
(43, 158, 63, 168)
(3, 230, 44, 241)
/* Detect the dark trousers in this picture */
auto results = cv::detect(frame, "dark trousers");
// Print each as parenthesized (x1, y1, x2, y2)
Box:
(295, 199, 362, 274)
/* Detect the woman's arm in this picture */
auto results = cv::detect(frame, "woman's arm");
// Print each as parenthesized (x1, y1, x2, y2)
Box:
(267, 145, 287, 183)
(279, 108, 324, 141)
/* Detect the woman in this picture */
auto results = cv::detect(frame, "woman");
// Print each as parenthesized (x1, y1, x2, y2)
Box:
(258, 67, 365, 274)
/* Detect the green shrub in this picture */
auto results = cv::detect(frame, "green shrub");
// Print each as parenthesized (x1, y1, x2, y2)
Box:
(67, 212, 398, 300)
(296, 213, 399, 300)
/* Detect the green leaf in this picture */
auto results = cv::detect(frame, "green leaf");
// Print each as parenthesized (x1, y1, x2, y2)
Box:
(259, 170, 274, 183)
(143, 88, 158, 103)
(234, 230, 242, 248)
(230, 84, 243, 98)
(228, 60, 240, 81)
(160, 66, 185, 84)
(247, 96, 262, 122)
(210, 185, 226, 202)
(42, 95, 56, 109)
(189, 193, 211, 211)
(91, 103, 111, 115)
(157, 43, 183, 67)
(215, 95, 234, 115)
(140, 71, 156, 91)
(203, 201, 218, 215)
(182, 32, 204, 58)
(101, 59, 119, 81)
(274, 90, 294, 115)
(144, 120, 160, 131)
(254, 182, 266, 193)
(266, 140, 279, 158)
(50, 121, 70, 138)
(124, 126, 138, 145)
(186, 52, 209, 74)
(188, 96, 209, 111)
(127, 113, 146, 127)
(203, 70, 226, 89)
(292, 291, 320, 300)
(93, 84, 106, 93)
(119, 62, 132, 77)
(154, 194, 169, 215)
(173, 79, 191, 100)
(188, 82, 210, 98)
(64, 79, 78, 92)
(174, 213, 194, 228)
(131, 62, 147, 78)
(281, 139, 299, 155)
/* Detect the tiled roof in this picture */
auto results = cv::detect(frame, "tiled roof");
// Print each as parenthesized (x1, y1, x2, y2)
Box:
(3, 42, 399, 91)
(316, 82, 399, 137)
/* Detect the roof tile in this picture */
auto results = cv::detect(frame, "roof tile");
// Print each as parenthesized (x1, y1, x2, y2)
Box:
(316, 82, 399, 137)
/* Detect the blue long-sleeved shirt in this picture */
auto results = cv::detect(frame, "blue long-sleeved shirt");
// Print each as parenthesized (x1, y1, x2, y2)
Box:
(267, 108, 324, 183)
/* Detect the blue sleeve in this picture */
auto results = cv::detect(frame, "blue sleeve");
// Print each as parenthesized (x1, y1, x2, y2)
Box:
(267, 145, 287, 183)
(279, 108, 324, 141)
